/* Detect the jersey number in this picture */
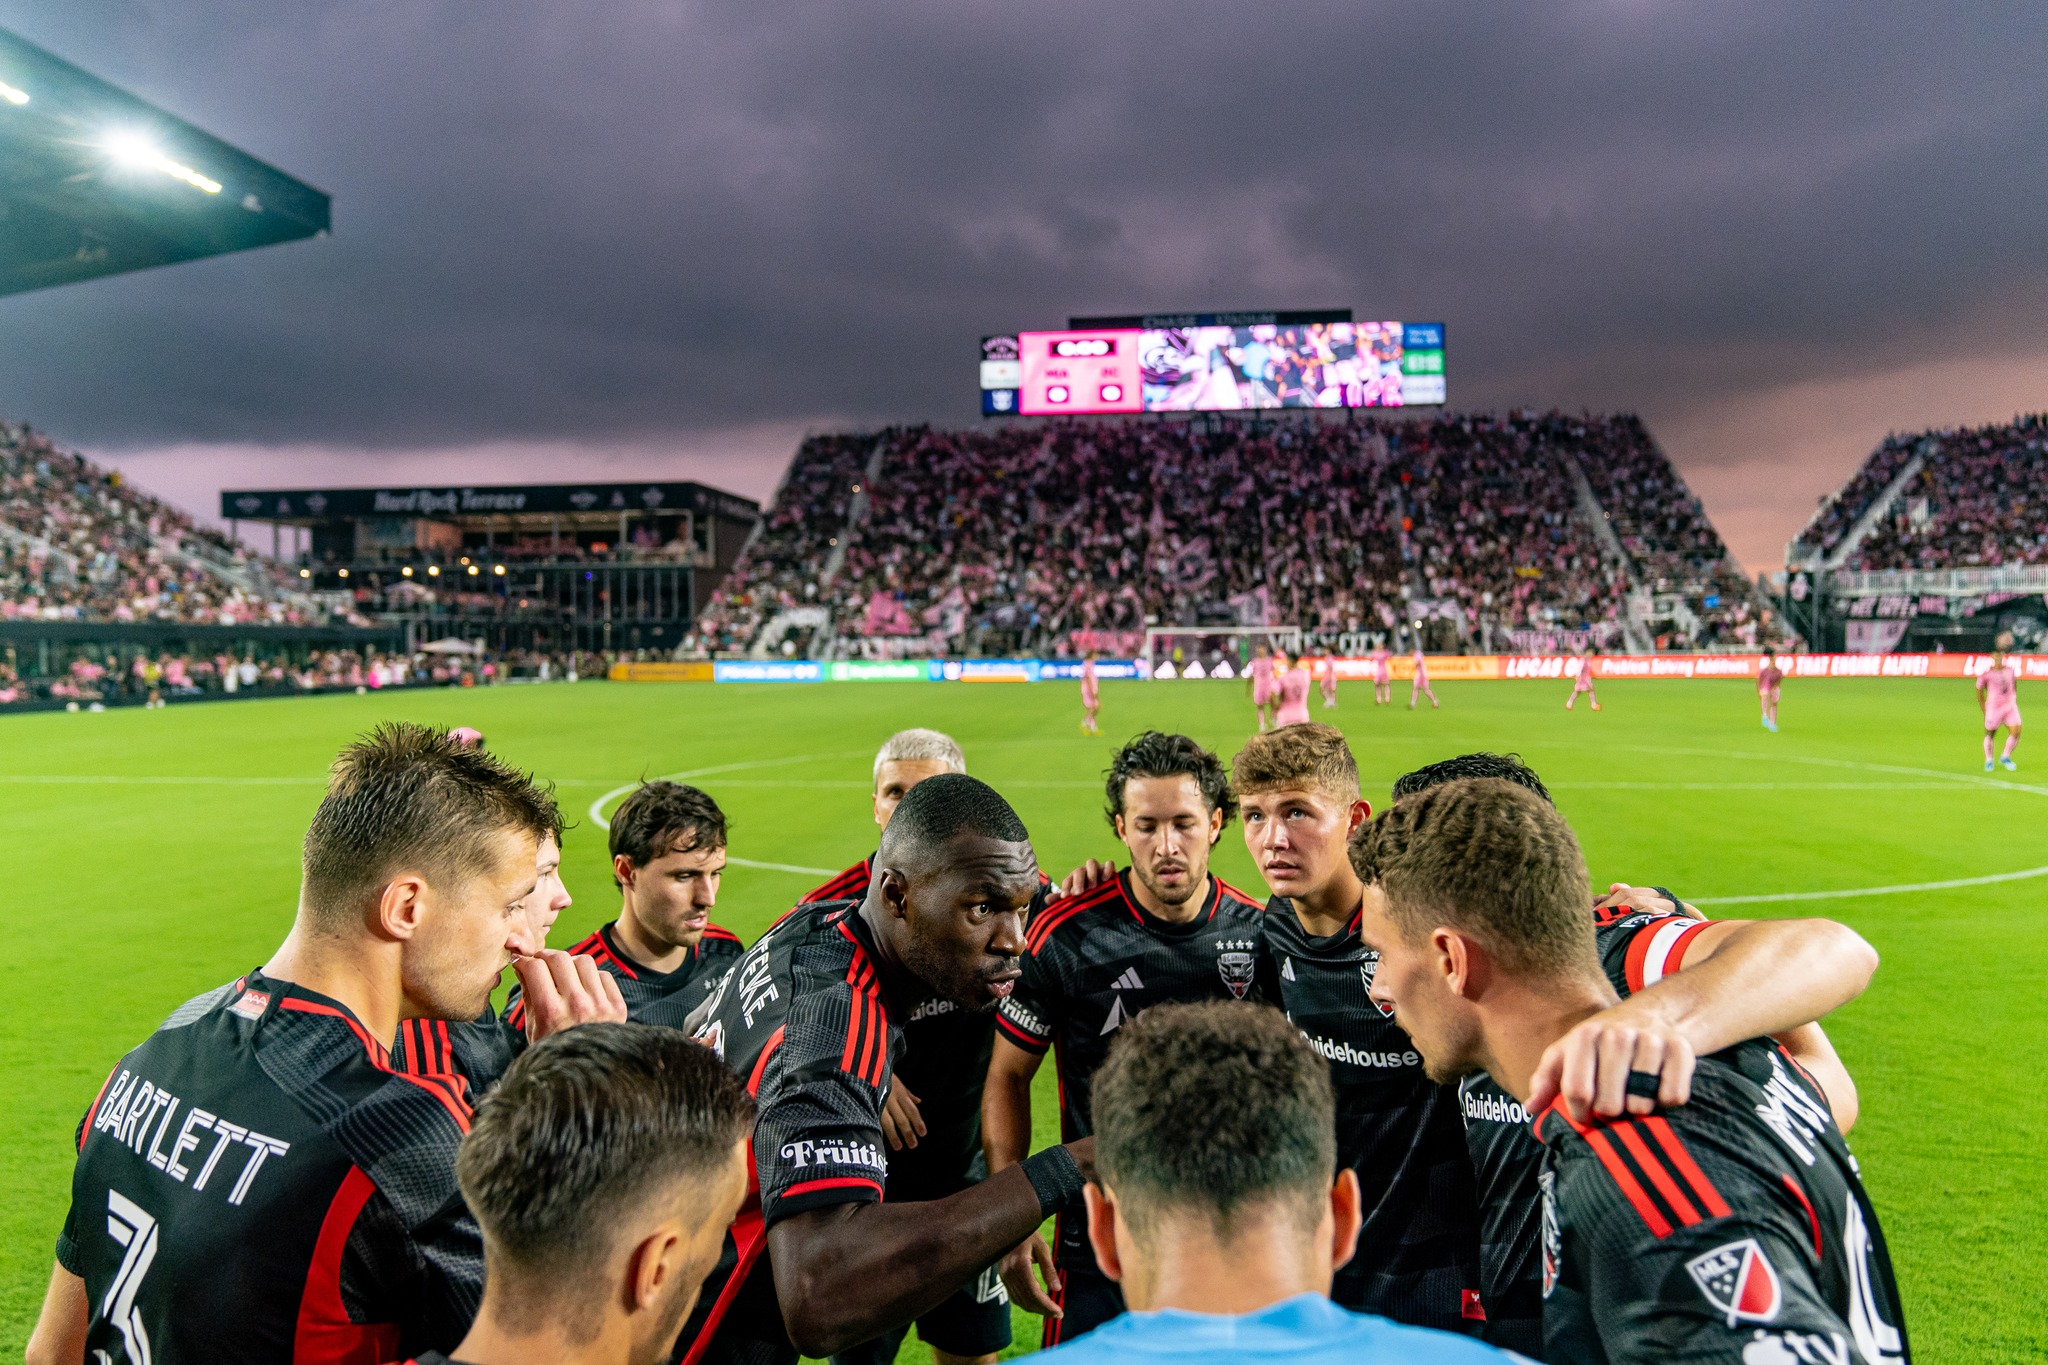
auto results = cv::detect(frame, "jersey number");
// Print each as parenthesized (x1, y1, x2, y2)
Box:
(101, 1189, 158, 1365)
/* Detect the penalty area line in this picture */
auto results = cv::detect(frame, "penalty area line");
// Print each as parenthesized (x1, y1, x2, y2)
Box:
(1696, 862, 2048, 906)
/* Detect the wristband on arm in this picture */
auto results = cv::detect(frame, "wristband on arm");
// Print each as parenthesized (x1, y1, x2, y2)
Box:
(1019, 1145, 1087, 1218)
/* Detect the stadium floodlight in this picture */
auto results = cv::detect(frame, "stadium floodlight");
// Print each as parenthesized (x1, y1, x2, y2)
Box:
(102, 128, 222, 193)
(0, 79, 26, 105)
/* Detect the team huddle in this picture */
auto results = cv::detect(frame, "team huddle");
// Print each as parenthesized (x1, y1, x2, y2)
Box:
(28, 719, 1911, 1365)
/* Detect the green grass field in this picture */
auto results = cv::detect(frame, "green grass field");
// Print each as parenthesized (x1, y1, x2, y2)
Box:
(1, 676, 2040, 1360)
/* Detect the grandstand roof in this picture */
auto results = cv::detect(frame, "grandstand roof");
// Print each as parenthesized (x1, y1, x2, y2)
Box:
(220, 480, 760, 529)
(0, 27, 330, 297)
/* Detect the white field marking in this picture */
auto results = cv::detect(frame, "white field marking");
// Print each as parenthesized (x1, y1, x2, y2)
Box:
(586, 752, 853, 878)
(1553, 781, 1989, 792)
(1696, 863, 2048, 906)
(0, 774, 322, 785)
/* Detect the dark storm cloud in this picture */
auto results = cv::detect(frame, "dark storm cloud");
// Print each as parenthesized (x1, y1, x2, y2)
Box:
(1, 0, 2045, 451)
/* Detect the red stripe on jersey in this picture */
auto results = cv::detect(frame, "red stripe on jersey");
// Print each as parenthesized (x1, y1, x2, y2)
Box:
(994, 1012, 1047, 1051)
(294, 1166, 401, 1365)
(280, 998, 471, 1132)
(747, 1027, 785, 1096)
(1646, 1117, 1732, 1219)
(1611, 1121, 1701, 1227)
(81, 1064, 120, 1149)
(701, 924, 743, 944)
(840, 959, 870, 1074)
(1665, 920, 1715, 975)
(1215, 875, 1264, 909)
(1025, 892, 1101, 952)
(679, 1205, 767, 1365)
(1581, 1126, 1673, 1238)
(1782, 1173, 1823, 1260)
(782, 1175, 884, 1199)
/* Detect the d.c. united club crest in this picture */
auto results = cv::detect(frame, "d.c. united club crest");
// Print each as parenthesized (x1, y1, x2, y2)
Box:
(1359, 950, 1394, 1018)
(1217, 949, 1255, 999)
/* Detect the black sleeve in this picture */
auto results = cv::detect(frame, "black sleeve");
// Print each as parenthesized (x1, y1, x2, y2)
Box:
(994, 940, 1057, 1055)
(753, 967, 892, 1228)
(341, 1186, 486, 1355)
(1558, 1151, 1863, 1362)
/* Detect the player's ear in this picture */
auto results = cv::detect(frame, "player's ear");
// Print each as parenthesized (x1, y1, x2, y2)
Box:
(626, 1225, 682, 1314)
(374, 875, 427, 941)
(613, 854, 638, 890)
(1347, 799, 1371, 836)
(1328, 1167, 1363, 1271)
(1433, 927, 1473, 997)
(1083, 1182, 1125, 1284)
(1113, 812, 1128, 843)
(877, 866, 912, 922)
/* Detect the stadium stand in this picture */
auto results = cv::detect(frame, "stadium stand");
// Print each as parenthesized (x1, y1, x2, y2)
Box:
(1839, 416, 2048, 571)
(695, 413, 1779, 658)
(0, 421, 327, 626)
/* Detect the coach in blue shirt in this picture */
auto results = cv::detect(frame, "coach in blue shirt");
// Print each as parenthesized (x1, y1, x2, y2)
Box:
(1038, 1000, 1521, 1365)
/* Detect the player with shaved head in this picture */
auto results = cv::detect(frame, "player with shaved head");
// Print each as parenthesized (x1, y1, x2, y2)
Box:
(678, 773, 1093, 1365)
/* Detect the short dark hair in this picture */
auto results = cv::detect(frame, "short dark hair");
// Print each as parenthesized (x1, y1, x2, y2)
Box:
(457, 1023, 754, 1339)
(610, 781, 727, 885)
(1104, 731, 1236, 829)
(879, 772, 1029, 862)
(1092, 1002, 1335, 1241)
(301, 722, 561, 925)
(1391, 752, 1551, 805)
(1351, 778, 1594, 977)
(1232, 722, 1360, 802)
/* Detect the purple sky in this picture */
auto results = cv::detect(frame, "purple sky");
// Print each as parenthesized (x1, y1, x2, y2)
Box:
(4, 2, 2047, 571)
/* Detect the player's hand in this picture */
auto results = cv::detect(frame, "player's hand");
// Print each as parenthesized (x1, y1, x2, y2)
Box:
(1054, 859, 1116, 900)
(1527, 1003, 1696, 1124)
(999, 1232, 1062, 1318)
(880, 1079, 926, 1151)
(512, 949, 629, 1041)
(1594, 883, 1702, 920)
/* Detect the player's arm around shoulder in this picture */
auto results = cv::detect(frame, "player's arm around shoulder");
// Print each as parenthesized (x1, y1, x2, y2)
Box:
(1532, 892, 1877, 1127)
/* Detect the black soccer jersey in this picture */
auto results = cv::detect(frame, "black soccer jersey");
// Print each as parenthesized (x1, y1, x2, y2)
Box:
(675, 899, 931, 1365)
(1265, 897, 1483, 1333)
(503, 919, 744, 1034)
(58, 972, 483, 1365)
(997, 867, 1266, 1312)
(1458, 909, 1720, 1354)
(1536, 1043, 1908, 1364)
(392, 1008, 521, 1101)
(801, 855, 875, 907)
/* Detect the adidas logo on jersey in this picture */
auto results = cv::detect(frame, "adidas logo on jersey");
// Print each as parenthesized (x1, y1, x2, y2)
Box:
(1280, 957, 1296, 981)
(1111, 966, 1144, 990)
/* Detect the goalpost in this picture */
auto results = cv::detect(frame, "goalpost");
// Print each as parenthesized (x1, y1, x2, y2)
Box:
(1142, 625, 1303, 679)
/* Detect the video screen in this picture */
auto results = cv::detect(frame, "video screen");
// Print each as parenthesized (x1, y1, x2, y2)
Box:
(989, 318, 1445, 415)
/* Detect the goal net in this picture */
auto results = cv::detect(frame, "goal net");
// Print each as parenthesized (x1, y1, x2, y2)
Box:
(1142, 625, 1303, 680)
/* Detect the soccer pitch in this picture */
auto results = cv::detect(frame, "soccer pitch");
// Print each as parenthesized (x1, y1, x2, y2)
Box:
(1, 677, 2039, 1360)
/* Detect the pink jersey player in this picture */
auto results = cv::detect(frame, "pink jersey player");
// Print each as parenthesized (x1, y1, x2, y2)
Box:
(1371, 645, 1392, 705)
(1565, 652, 1601, 711)
(1250, 651, 1278, 730)
(1275, 663, 1313, 727)
(1758, 650, 1784, 732)
(1319, 656, 1339, 708)
(1080, 655, 1101, 735)
(1409, 644, 1439, 710)
(1978, 651, 2021, 771)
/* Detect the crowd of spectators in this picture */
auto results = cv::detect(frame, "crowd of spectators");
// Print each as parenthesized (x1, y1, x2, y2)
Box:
(1793, 432, 1921, 563)
(699, 412, 1768, 657)
(0, 422, 318, 626)
(1, 645, 601, 708)
(1845, 415, 2048, 571)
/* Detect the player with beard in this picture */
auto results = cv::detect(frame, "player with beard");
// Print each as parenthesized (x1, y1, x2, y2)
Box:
(1233, 723, 1483, 1333)
(1381, 752, 1876, 1358)
(986, 731, 1266, 1347)
(25, 724, 625, 1365)
(395, 826, 575, 1096)
(395, 1025, 755, 1365)
(1353, 780, 1906, 1363)
(800, 729, 1020, 1365)
(506, 781, 742, 1034)
(675, 774, 1094, 1365)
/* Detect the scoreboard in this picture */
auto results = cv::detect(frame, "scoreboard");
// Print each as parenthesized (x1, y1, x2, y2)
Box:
(981, 311, 1445, 416)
